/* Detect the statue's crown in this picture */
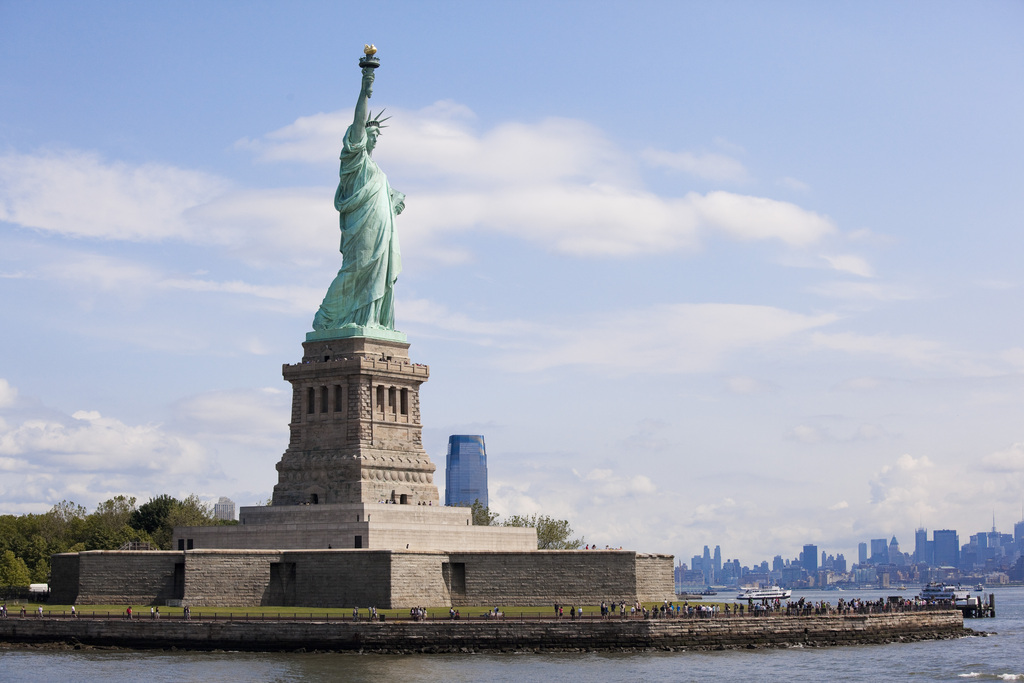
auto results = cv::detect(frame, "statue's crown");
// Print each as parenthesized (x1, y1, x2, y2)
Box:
(366, 109, 390, 130)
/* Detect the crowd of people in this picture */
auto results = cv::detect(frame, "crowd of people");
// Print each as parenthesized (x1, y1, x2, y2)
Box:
(1, 596, 958, 622)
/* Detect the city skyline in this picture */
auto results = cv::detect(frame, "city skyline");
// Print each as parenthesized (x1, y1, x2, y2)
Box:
(684, 516, 1024, 580)
(1, 3, 1023, 561)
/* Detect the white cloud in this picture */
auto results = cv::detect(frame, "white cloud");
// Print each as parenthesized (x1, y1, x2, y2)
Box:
(819, 253, 874, 278)
(0, 409, 205, 475)
(38, 252, 160, 294)
(789, 425, 823, 443)
(865, 453, 938, 520)
(581, 468, 657, 496)
(159, 277, 323, 314)
(859, 450, 1024, 536)
(809, 281, 920, 301)
(0, 150, 228, 241)
(398, 297, 542, 340)
(811, 331, 982, 373)
(402, 299, 839, 375)
(981, 442, 1024, 473)
(0, 387, 287, 512)
(642, 148, 750, 183)
(725, 376, 774, 395)
(184, 187, 339, 267)
(691, 191, 836, 247)
(17, 246, 324, 321)
(787, 422, 888, 444)
(976, 279, 1018, 291)
(837, 376, 887, 391)
(240, 103, 841, 259)
(494, 303, 838, 374)
(0, 379, 17, 408)
(2, 106, 847, 273)
(169, 387, 289, 448)
(487, 461, 671, 550)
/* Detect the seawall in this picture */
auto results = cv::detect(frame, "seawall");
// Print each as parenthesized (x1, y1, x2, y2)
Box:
(0, 611, 968, 653)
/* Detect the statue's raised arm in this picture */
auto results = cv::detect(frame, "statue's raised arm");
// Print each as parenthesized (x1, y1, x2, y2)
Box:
(351, 67, 374, 140)
(310, 46, 405, 342)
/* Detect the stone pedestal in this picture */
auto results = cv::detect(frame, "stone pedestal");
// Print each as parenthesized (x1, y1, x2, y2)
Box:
(272, 336, 438, 506)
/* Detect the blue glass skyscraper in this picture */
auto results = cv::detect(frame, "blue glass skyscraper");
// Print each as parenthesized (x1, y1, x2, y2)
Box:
(445, 435, 488, 507)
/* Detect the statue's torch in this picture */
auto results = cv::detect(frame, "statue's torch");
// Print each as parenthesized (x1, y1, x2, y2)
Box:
(359, 44, 380, 69)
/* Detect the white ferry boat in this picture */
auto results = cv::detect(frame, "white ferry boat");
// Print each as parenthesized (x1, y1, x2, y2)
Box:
(918, 583, 970, 602)
(735, 586, 792, 601)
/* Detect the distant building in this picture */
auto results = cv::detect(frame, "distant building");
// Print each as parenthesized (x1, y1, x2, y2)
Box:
(914, 527, 929, 565)
(870, 538, 889, 565)
(213, 497, 235, 521)
(858, 542, 867, 565)
(802, 544, 818, 573)
(444, 435, 488, 507)
(720, 558, 740, 584)
(933, 529, 960, 568)
(889, 536, 904, 566)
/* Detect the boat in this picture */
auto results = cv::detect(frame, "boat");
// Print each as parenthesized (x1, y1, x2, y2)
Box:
(735, 585, 792, 601)
(918, 582, 970, 602)
(974, 583, 984, 591)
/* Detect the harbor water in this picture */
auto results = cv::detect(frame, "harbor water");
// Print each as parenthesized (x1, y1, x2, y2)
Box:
(2, 586, 1022, 682)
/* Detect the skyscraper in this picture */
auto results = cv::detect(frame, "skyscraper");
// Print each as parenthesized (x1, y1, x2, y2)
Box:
(889, 536, 901, 564)
(213, 497, 235, 521)
(870, 538, 889, 564)
(444, 435, 488, 507)
(933, 529, 960, 568)
(802, 544, 818, 573)
(914, 528, 928, 564)
(858, 542, 867, 565)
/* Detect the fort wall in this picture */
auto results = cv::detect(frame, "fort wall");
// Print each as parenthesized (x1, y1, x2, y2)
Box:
(0, 611, 967, 652)
(50, 549, 675, 609)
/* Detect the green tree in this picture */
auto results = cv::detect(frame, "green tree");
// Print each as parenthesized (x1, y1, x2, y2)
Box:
(468, 500, 499, 526)
(157, 494, 216, 549)
(0, 549, 32, 587)
(83, 495, 143, 550)
(21, 534, 50, 575)
(130, 495, 178, 537)
(41, 500, 89, 553)
(129, 494, 218, 549)
(30, 557, 49, 583)
(170, 494, 215, 526)
(0, 515, 21, 556)
(501, 514, 585, 550)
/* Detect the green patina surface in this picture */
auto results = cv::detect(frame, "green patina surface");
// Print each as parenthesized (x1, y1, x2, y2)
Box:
(312, 48, 405, 343)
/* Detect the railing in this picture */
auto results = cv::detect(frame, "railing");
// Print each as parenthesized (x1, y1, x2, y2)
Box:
(0, 603, 960, 624)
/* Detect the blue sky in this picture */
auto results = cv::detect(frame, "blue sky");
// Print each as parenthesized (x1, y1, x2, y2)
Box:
(2, 1, 1023, 565)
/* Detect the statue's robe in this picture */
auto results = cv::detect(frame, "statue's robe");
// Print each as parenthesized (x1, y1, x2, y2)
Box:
(313, 125, 403, 331)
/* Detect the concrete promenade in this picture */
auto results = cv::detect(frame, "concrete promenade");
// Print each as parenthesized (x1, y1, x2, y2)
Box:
(0, 610, 968, 652)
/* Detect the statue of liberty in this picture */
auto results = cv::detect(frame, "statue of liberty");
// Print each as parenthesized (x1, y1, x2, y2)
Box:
(312, 46, 405, 338)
